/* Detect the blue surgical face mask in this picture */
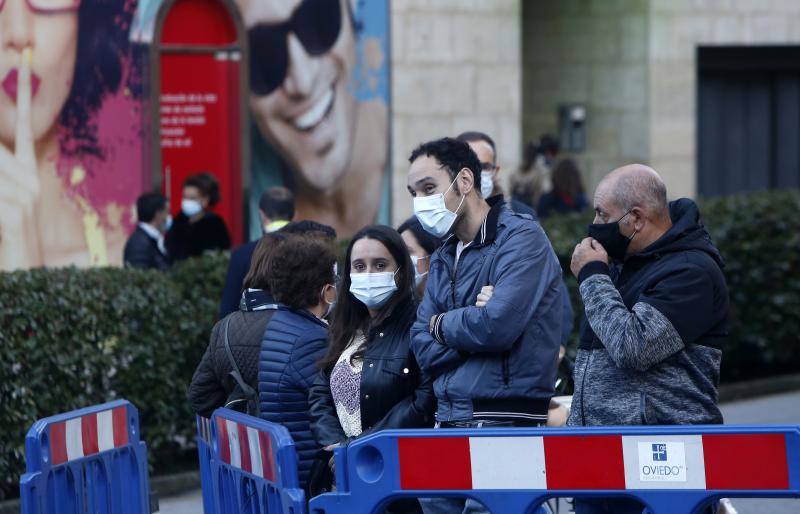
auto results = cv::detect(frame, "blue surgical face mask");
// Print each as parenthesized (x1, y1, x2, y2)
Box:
(480, 170, 495, 198)
(413, 175, 466, 238)
(349, 270, 398, 309)
(410, 255, 429, 287)
(181, 198, 203, 217)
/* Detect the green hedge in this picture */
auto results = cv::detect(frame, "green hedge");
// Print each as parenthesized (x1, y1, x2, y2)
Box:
(541, 189, 800, 382)
(0, 190, 798, 498)
(0, 253, 227, 499)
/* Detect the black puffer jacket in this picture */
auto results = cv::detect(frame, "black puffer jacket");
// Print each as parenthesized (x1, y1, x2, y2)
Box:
(309, 299, 435, 446)
(188, 290, 277, 417)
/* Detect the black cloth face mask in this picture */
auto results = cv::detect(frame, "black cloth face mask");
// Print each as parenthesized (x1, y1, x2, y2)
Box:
(588, 210, 637, 262)
(248, 0, 342, 96)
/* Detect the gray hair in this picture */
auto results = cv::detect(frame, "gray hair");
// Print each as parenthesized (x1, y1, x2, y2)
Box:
(612, 168, 669, 219)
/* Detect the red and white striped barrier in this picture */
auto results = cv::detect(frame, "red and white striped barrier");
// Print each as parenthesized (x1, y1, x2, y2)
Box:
(398, 433, 790, 491)
(215, 417, 277, 481)
(48, 405, 129, 465)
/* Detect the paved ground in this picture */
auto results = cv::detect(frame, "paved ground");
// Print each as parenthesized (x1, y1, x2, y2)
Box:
(158, 391, 800, 514)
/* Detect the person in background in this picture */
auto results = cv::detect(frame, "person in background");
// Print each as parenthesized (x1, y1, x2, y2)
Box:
(123, 192, 170, 270)
(455, 131, 537, 218)
(510, 134, 560, 208)
(165, 172, 231, 261)
(569, 164, 728, 514)
(218, 187, 295, 317)
(537, 158, 588, 219)
(309, 225, 434, 511)
(258, 235, 338, 491)
(408, 137, 561, 514)
(188, 232, 285, 417)
(397, 216, 440, 299)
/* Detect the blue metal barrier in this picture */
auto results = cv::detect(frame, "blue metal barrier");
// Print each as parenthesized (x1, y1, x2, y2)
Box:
(207, 408, 306, 514)
(197, 416, 215, 514)
(19, 399, 151, 514)
(309, 424, 800, 514)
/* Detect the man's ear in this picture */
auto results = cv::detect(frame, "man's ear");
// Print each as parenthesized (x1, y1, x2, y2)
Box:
(459, 167, 475, 195)
(630, 206, 646, 231)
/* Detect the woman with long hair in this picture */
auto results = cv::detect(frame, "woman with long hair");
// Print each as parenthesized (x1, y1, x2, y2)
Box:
(308, 225, 434, 501)
(536, 158, 588, 219)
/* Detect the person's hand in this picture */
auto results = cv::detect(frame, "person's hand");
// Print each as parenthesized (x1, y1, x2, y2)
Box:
(475, 285, 494, 307)
(570, 237, 608, 279)
(0, 48, 41, 270)
(324, 443, 341, 473)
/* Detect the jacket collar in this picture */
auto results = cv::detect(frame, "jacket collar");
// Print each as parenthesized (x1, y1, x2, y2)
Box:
(442, 195, 505, 251)
(239, 288, 277, 312)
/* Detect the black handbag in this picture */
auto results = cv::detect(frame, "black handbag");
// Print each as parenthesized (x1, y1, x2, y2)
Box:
(222, 317, 259, 416)
(306, 448, 335, 498)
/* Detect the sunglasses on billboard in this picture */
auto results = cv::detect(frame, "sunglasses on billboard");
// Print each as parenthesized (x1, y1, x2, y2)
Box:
(0, 0, 80, 12)
(248, 0, 342, 96)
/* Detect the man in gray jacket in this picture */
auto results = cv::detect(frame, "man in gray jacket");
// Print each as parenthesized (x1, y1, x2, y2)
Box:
(569, 164, 727, 514)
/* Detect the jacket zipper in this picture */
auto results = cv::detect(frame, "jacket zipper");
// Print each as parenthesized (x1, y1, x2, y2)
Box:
(501, 351, 510, 386)
(579, 350, 592, 426)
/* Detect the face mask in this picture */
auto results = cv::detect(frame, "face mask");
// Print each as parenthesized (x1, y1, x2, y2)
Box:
(410, 255, 429, 287)
(413, 175, 466, 238)
(181, 199, 203, 217)
(588, 211, 637, 262)
(480, 170, 495, 198)
(349, 271, 398, 309)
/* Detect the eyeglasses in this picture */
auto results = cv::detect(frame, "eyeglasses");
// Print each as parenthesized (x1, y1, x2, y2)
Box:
(0, 0, 80, 13)
(248, 0, 341, 96)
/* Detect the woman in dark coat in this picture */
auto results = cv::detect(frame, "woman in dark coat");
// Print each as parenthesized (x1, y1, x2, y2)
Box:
(187, 233, 282, 417)
(165, 172, 231, 261)
(309, 226, 434, 510)
(258, 235, 338, 490)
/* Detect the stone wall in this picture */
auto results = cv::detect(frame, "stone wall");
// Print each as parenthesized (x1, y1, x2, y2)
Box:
(521, 0, 649, 199)
(389, 0, 522, 224)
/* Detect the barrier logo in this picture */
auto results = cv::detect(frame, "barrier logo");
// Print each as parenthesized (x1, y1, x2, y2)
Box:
(637, 441, 687, 482)
(652, 443, 667, 461)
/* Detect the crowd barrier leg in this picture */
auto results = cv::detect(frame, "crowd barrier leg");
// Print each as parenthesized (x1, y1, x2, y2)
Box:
(19, 399, 151, 514)
(197, 416, 216, 514)
(203, 408, 307, 514)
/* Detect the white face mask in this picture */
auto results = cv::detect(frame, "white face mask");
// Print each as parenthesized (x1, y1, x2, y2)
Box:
(413, 175, 466, 238)
(480, 170, 495, 198)
(410, 255, 429, 287)
(181, 199, 203, 217)
(349, 271, 398, 309)
(322, 285, 336, 319)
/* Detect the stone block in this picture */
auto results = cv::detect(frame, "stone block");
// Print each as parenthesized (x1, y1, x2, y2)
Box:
(589, 63, 647, 110)
(404, 11, 454, 63)
(620, 14, 648, 63)
(390, 11, 406, 63)
(619, 111, 650, 161)
(649, 61, 695, 119)
(745, 14, 790, 43)
(650, 119, 695, 160)
(649, 156, 696, 199)
(476, 65, 521, 114)
(392, 65, 475, 115)
(650, 14, 712, 62)
(711, 15, 745, 43)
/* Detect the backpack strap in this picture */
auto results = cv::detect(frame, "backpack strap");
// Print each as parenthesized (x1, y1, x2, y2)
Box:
(222, 317, 258, 411)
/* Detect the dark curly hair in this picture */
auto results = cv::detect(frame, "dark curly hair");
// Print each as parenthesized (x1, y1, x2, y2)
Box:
(59, 0, 139, 158)
(268, 235, 337, 310)
(408, 137, 481, 188)
(183, 173, 221, 206)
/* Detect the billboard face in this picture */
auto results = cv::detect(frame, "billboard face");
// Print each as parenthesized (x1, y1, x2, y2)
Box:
(0, 0, 143, 271)
(240, 0, 390, 240)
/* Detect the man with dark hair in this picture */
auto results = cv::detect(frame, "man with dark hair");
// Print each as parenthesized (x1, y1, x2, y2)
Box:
(218, 187, 297, 317)
(455, 130, 537, 218)
(408, 137, 562, 514)
(259, 186, 295, 233)
(123, 192, 170, 270)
